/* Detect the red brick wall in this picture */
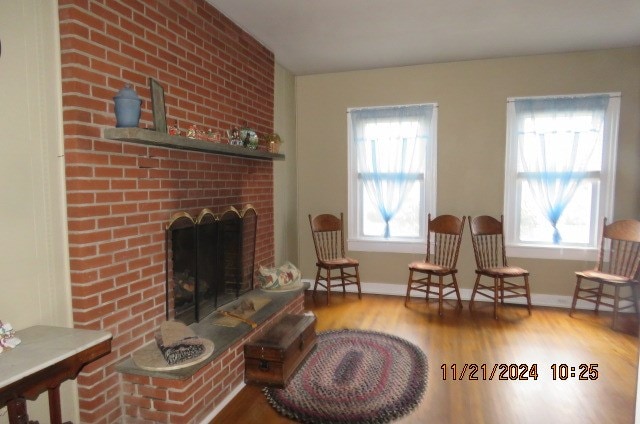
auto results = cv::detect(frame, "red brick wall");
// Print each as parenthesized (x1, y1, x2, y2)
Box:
(58, 1, 275, 422)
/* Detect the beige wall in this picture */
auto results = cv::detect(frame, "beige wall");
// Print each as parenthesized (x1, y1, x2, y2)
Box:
(273, 64, 299, 266)
(0, 1, 75, 422)
(0, 0, 71, 327)
(295, 47, 640, 301)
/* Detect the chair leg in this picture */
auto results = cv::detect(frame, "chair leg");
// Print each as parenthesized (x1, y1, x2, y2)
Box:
(340, 267, 347, 294)
(354, 265, 362, 299)
(595, 283, 604, 314)
(493, 277, 499, 319)
(612, 286, 621, 329)
(452, 274, 462, 310)
(405, 270, 414, 306)
(438, 275, 444, 316)
(469, 274, 481, 312)
(313, 267, 321, 299)
(326, 268, 331, 305)
(569, 276, 582, 317)
(524, 275, 532, 315)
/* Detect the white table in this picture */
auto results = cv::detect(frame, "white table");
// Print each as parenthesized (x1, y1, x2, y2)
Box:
(0, 326, 112, 424)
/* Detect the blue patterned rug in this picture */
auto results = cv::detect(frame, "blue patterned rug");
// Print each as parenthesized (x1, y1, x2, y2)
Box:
(264, 329, 427, 424)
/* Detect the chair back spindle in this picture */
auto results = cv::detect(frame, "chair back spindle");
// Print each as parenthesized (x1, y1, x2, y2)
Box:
(310, 213, 345, 261)
(426, 214, 465, 269)
(470, 215, 507, 270)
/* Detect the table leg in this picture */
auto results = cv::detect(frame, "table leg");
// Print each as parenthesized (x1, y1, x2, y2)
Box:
(7, 397, 31, 424)
(48, 386, 62, 424)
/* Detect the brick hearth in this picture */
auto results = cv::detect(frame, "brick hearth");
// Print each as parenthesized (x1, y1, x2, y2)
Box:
(119, 289, 305, 423)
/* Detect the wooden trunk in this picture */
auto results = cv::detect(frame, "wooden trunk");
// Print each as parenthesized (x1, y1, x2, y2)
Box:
(244, 313, 317, 388)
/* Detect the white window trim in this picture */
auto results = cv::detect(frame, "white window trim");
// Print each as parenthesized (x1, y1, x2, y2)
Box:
(503, 93, 620, 261)
(347, 104, 438, 254)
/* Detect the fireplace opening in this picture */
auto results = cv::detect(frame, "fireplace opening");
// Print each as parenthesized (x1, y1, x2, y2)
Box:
(165, 205, 258, 324)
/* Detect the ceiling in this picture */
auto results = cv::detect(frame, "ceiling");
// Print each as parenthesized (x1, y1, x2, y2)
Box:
(206, 0, 640, 76)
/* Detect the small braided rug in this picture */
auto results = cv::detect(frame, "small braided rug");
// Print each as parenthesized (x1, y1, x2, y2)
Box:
(263, 329, 427, 424)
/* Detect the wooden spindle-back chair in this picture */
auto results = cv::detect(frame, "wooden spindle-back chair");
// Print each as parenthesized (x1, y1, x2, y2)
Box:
(570, 218, 640, 329)
(468, 215, 532, 319)
(405, 214, 466, 316)
(308, 213, 361, 304)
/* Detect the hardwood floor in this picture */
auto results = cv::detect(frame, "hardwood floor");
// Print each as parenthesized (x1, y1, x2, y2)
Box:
(211, 291, 639, 424)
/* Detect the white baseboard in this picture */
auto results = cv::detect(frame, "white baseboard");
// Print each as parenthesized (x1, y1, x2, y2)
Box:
(302, 279, 633, 312)
(200, 382, 245, 424)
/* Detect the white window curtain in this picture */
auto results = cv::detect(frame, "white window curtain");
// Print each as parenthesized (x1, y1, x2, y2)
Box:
(512, 95, 609, 244)
(349, 105, 432, 238)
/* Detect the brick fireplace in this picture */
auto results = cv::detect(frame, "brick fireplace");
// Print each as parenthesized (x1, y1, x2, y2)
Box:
(58, 1, 284, 422)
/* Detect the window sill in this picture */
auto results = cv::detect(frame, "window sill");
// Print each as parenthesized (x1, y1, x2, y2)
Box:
(506, 244, 597, 261)
(348, 239, 425, 254)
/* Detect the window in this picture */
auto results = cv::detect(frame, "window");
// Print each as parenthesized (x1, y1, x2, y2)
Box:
(347, 104, 437, 253)
(504, 94, 620, 260)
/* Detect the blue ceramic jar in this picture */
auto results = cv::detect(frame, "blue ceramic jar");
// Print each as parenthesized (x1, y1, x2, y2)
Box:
(113, 84, 141, 128)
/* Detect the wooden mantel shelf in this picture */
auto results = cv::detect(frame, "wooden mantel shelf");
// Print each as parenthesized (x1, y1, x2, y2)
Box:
(103, 127, 285, 161)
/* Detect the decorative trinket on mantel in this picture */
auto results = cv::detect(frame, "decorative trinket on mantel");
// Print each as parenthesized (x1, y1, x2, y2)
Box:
(0, 320, 21, 354)
(228, 127, 243, 146)
(196, 127, 207, 141)
(206, 128, 221, 142)
(113, 84, 142, 128)
(240, 125, 259, 150)
(168, 120, 181, 136)
(264, 133, 282, 153)
(186, 125, 198, 139)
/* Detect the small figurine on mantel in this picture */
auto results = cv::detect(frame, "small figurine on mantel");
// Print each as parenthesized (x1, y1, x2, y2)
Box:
(0, 320, 21, 354)
(228, 127, 243, 146)
(195, 127, 207, 141)
(240, 124, 259, 149)
(168, 121, 181, 136)
(186, 125, 198, 139)
(206, 128, 221, 143)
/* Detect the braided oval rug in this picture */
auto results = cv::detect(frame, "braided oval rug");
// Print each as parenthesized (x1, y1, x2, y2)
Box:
(263, 329, 427, 424)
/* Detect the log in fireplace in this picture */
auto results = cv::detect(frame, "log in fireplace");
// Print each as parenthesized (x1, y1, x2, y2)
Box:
(165, 205, 257, 324)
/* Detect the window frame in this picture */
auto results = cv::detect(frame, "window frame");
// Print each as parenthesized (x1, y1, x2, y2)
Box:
(347, 103, 438, 254)
(503, 93, 620, 261)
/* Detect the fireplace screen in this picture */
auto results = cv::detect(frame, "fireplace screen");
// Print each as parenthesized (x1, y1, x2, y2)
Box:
(165, 205, 257, 324)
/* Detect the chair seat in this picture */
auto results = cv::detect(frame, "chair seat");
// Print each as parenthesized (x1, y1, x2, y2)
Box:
(576, 270, 634, 284)
(318, 257, 359, 267)
(408, 261, 453, 274)
(480, 266, 528, 276)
